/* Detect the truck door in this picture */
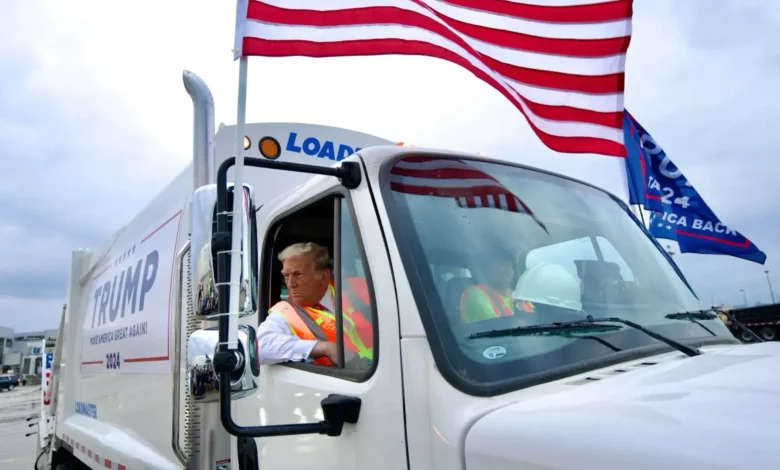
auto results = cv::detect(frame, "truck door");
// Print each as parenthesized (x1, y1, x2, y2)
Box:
(249, 188, 407, 469)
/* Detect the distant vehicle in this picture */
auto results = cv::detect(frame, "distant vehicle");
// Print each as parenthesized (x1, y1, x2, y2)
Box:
(0, 374, 19, 391)
(720, 304, 780, 342)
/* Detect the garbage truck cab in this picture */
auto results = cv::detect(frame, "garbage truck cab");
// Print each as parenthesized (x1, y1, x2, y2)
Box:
(37, 72, 780, 470)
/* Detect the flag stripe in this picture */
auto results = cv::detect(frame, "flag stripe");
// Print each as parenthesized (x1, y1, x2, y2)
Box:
(247, 2, 628, 110)
(239, 0, 632, 157)
(257, 0, 631, 40)
(391, 174, 507, 189)
(240, 26, 624, 133)
(444, 0, 633, 24)
(391, 167, 502, 180)
(436, 15, 631, 58)
(391, 182, 512, 197)
(248, 2, 631, 57)
(243, 37, 627, 156)
(247, 3, 629, 75)
(392, 158, 514, 183)
(480, 55, 623, 95)
(389, 157, 549, 231)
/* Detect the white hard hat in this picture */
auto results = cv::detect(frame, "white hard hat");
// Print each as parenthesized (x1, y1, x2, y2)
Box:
(513, 262, 582, 311)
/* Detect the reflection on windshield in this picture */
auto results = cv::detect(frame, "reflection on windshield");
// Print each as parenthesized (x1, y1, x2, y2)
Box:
(385, 156, 735, 394)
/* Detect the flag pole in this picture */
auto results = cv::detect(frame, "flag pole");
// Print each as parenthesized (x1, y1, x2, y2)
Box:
(227, 55, 248, 349)
(635, 204, 647, 227)
(618, 151, 647, 228)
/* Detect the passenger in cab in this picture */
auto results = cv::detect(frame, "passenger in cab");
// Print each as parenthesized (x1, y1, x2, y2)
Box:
(256, 242, 373, 368)
(460, 248, 517, 324)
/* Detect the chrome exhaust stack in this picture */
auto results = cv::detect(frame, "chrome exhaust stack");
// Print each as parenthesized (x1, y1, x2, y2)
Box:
(183, 70, 216, 189)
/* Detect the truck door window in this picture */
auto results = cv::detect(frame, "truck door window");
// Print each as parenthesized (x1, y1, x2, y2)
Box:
(261, 193, 377, 380)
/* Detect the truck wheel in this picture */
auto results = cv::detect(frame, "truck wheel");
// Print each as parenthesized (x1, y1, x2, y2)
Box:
(759, 327, 776, 341)
(739, 330, 754, 342)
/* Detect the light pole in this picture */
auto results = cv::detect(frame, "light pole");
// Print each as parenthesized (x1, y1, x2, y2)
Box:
(739, 288, 747, 306)
(765, 270, 776, 304)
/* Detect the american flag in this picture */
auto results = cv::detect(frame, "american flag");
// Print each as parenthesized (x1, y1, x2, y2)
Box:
(233, 0, 633, 157)
(390, 156, 548, 230)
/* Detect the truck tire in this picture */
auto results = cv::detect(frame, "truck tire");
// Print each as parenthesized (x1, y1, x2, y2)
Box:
(759, 327, 776, 341)
(739, 330, 755, 342)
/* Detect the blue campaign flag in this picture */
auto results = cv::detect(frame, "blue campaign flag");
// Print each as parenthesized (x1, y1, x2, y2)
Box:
(622, 110, 766, 265)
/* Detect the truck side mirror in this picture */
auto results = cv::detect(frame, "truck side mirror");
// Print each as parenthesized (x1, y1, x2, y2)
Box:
(186, 325, 259, 402)
(191, 183, 257, 320)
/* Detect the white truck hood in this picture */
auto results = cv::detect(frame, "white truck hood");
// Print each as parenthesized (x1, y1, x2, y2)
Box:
(465, 341, 780, 470)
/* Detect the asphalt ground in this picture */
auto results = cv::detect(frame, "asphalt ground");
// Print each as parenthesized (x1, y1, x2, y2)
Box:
(0, 384, 42, 470)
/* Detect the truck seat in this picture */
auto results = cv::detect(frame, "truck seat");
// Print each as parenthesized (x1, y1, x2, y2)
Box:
(445, 277, 475, 323)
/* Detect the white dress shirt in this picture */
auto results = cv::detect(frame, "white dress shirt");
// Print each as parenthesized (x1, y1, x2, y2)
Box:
(256, 290, 334, 365)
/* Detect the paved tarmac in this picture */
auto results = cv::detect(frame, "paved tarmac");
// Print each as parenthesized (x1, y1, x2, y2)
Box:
(0, 385, 42, 470)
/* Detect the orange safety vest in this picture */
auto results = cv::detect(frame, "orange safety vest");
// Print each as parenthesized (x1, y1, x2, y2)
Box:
(329, 279, 374, 349)
(272, 283, 373, 367)
(459, 284, 514, 323)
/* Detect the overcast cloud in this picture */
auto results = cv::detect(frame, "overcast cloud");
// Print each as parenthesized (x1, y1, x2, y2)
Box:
(0, 0, 778, 331)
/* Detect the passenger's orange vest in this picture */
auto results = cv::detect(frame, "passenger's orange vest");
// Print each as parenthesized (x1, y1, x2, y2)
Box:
(272, 279, 373, 366)
(336, 278, 373, 349)
(459, 284, 515, 323)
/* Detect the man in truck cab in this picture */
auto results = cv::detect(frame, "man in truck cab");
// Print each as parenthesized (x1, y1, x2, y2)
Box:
(459, 247, 518, 324)
(256, 241, 373, 368)
(460, 248, 584, 323)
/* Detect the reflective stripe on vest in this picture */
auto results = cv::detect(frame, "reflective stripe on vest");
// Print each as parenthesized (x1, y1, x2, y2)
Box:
(271, 301, 373, 362)
(328, 281, 368, 315)
(328, 281, 374, 349)
(461, 285, 513, 321)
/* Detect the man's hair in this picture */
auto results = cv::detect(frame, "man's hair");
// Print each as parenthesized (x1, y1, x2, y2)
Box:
(278, 242, 332, 271)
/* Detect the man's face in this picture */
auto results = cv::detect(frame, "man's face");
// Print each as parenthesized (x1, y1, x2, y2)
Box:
(281, 254, 331, 306)
(486, 258, 515, 290)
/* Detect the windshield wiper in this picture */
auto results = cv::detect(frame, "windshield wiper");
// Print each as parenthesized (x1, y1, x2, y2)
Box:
(469, 315, 702, 357)
(537, 327, 625, 352)
(468, 324, 624, 352)
(665, 312, 719, 337)
(669, 309, 764, 343)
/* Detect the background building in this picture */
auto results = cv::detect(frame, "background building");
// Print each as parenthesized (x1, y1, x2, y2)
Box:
(0, 327, 58, 377)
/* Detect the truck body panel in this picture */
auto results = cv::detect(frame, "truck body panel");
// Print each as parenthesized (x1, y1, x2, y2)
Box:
(465, 341, 780, 470)
(48, 122, 393, 470)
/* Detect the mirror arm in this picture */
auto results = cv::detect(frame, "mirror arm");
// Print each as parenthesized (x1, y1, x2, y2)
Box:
(217, 156, 361, 190)
(212, 156, 362, 438)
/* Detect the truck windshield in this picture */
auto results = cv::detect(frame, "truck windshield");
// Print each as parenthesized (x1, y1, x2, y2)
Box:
(382, 156, 736, 395)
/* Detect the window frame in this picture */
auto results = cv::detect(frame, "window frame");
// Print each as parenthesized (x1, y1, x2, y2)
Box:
(377, 153, 737, 397)
(258, 186, 379, 382)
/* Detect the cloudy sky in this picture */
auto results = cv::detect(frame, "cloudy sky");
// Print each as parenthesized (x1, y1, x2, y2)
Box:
(1, 1, 778, 332)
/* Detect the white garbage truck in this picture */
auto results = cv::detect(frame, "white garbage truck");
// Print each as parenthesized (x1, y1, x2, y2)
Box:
(35, 71, 780, 470)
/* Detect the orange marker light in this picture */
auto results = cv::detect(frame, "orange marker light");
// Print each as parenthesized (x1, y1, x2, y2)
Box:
(259, 136, 281, 160)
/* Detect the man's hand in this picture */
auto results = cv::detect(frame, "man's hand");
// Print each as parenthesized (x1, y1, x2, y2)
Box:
(311, 341, 357, 366)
